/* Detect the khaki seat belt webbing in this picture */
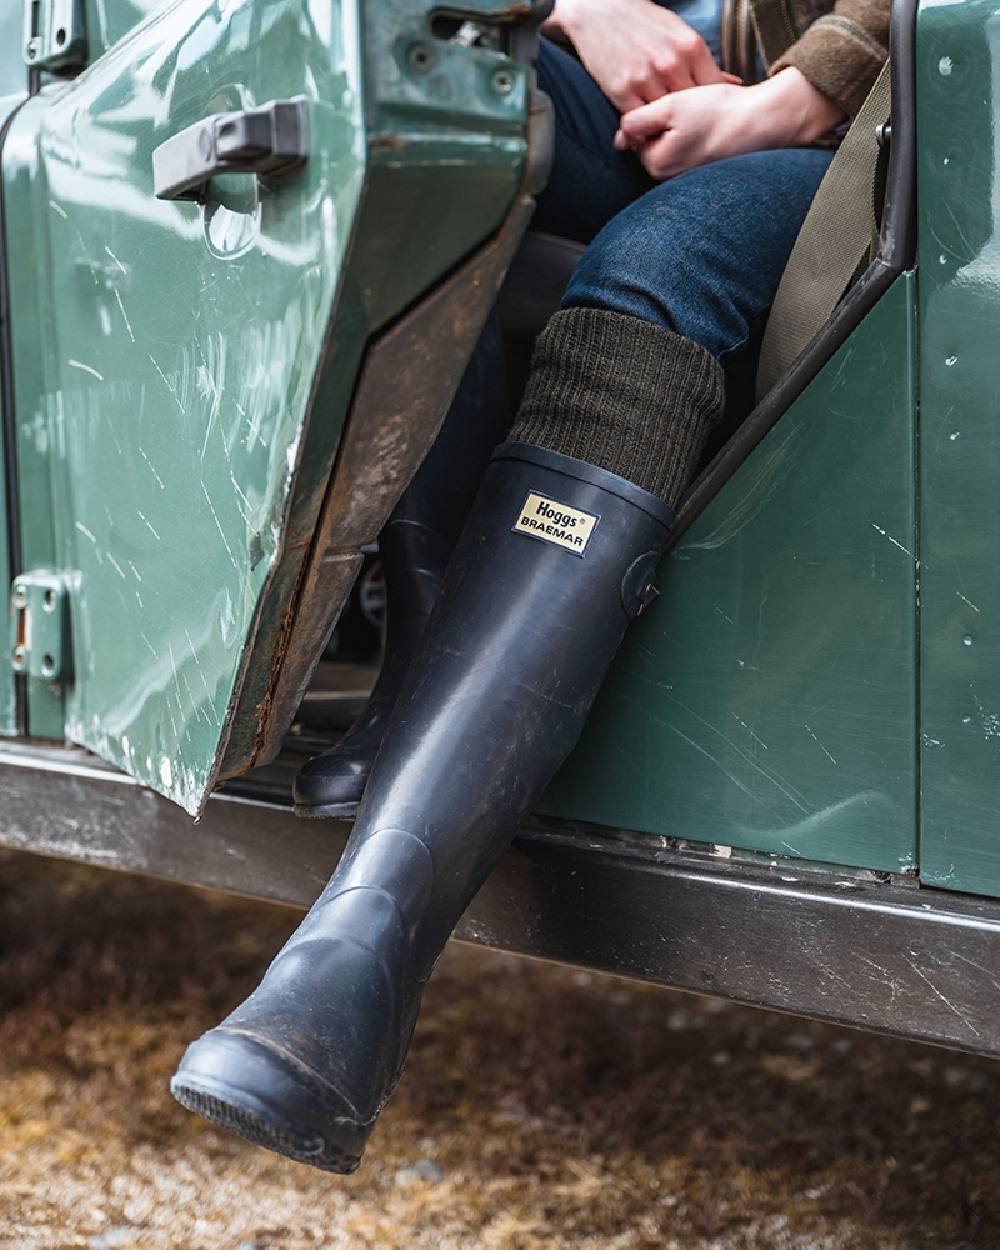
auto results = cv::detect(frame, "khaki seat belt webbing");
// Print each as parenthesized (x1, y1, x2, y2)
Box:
(755, 59, 891, 401)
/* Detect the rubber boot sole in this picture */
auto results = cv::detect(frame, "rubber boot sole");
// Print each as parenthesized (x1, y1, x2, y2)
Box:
(170, 1030, 370, 1174)
(293, 798, 360, 820)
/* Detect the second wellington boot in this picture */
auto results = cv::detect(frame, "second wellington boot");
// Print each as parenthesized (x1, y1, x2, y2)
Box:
(294, 316, 510, 818)
(171, 440, 674, 1173)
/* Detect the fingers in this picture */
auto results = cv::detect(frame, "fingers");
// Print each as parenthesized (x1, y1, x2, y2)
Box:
(637, 131, 684, 181)
(650, 48, 697, 93)
(689, 40, 737, 86)
(613, 126, 647, 151)
(612, 85, 650, 113)
(617, 97, 673, 144)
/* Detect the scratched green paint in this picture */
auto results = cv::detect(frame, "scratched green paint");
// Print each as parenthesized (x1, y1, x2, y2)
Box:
(0, 94, 17, 736)
(5, 88, 80, 741)
(6, 0, 536, 810)
(544, 277, 918, 874)
(916, 0, 1000, 896)
(0, 0, 24, 734)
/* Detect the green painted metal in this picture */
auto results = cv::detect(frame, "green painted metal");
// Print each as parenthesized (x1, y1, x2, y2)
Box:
(0, 8, 26, 97)
(0, 470, 11, 736)
(5, 88, 70, 742)
(0, 88, 28, 738)
(0, 510, 11, 736)
(85, 0, 172, 64)
(544, 276, 918, 875)
(5, 0, 538, 810)
(0, 353, 12, 737)
(917, 0, 1000, 895)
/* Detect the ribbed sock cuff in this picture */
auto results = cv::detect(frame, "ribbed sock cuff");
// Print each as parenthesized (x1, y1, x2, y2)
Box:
(508, 308, 724, 507)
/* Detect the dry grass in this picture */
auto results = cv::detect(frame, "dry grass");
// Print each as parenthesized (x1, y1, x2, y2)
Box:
(0, 849, 998, 1249)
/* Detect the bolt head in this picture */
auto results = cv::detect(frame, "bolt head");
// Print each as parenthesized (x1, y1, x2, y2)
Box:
(407, 43, 435, 74)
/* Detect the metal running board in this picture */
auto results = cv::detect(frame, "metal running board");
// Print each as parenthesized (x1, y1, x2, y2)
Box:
(1, 740, 998, 1058)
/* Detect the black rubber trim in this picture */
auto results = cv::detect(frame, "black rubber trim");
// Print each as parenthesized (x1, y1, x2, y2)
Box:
(0, 95, 30, 734)
(669, 0, 917, 546)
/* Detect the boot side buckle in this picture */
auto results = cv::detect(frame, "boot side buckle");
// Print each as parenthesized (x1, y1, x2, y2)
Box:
(621, 551, 662, 618)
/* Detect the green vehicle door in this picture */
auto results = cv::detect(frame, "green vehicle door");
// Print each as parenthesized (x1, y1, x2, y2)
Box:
(3, 0, 541, 811)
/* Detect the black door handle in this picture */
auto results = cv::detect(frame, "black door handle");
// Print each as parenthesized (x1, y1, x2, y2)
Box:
(153, 98, 309, 203)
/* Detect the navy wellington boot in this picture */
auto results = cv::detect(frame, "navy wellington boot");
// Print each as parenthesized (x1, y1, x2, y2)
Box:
(293, 316, 510, 818)
(171, 441, 673, 1172)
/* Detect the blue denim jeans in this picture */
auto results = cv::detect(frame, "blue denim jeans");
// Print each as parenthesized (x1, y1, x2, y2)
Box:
(532, 37, 834, 365)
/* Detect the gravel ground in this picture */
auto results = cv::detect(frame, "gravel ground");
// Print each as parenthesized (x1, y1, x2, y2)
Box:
(1, 848, 999, 1250)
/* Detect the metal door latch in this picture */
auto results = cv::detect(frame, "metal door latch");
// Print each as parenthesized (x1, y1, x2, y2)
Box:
(152, 98, 309, 203)
(10, 572, 73, 683)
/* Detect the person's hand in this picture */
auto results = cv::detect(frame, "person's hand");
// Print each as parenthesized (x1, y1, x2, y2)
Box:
(613, 67, 846, 180)
(544, 0, 740, 112)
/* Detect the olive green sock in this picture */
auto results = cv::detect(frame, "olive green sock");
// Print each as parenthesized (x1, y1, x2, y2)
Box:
(509, 308, 725, 508)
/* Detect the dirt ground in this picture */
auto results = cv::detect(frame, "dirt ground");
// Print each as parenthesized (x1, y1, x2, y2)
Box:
(1, 849, 999, 1250)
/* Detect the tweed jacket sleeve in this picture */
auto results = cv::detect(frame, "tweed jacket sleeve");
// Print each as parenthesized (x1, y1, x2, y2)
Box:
(750, 0, 890, 117)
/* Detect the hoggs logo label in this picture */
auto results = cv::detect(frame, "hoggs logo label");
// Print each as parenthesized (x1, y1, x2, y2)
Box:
(512, 491, 600, 556)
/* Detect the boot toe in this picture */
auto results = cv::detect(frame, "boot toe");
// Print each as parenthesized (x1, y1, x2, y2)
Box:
(292, 748, 371, 817)
(171, 1028, 372, 1173)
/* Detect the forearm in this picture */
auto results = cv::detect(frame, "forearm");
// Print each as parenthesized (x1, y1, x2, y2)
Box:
(748, 66, 845, 146)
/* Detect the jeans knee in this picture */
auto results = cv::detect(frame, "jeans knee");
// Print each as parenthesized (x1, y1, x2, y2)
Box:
(562, 212, 722, 350)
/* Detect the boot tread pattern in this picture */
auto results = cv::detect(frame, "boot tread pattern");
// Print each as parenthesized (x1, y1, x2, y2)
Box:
(171, 1082, 361, 1174)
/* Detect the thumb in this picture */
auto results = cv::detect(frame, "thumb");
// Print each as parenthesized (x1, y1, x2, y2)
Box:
(619, 98, 672, 142)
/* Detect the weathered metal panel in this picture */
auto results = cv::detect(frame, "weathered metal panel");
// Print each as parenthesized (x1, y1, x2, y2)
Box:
(0, 85, 29, 739)
(0, 8, 25, 98)
(4, 91, 67, 742)
(0, 414, 12, 735)
(245, 187, 543, 772)
(543, 277, 918, 874)
(3, 739, 1000, 1058)
(5, 0, 536, 811)
(0, 261, 12, 735)
(917, 0, 1000, 895)
(0, 511, 11, 736)
(0, 6, 26, 739)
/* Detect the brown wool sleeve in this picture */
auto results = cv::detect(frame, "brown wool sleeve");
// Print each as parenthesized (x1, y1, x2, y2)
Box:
(773, 0, 890, 118)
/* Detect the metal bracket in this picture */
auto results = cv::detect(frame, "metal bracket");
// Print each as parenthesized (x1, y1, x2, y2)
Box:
(11, 572, 73, 683)
(23, 0, 86, 72)
(152, 99, 309, 203)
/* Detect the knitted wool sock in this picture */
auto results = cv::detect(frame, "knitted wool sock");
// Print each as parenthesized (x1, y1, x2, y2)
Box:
(509, 308, 725, 508)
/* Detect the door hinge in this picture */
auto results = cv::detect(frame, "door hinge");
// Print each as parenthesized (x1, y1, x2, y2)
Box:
(11, 572, 73, 684)
(23, 0, 86, 73)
